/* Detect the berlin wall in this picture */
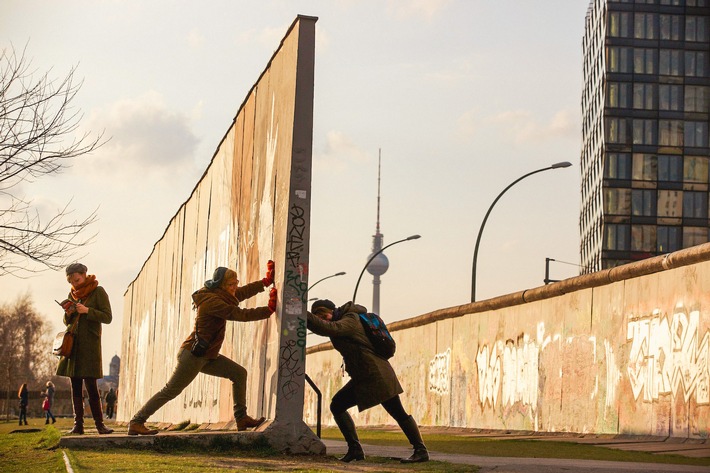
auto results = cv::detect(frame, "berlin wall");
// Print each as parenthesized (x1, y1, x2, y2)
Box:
(305, 244, 710, 439)
(118, 16, 323, 453)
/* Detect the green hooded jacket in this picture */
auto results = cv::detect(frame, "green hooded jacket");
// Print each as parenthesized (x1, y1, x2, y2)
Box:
(307, 302, 403, 411)
(56, 286, 112, 379)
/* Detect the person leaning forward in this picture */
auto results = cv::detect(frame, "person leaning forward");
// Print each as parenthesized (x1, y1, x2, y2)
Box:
(128, 262, 277, 436)
(307, 299, 429, 463)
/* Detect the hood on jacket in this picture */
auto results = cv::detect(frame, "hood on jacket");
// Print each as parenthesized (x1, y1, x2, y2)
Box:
(338, 301, 368, 316)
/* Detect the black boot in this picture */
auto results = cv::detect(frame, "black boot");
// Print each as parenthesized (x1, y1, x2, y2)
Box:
(398, 415, 429, 463)
(89, 395, 113, 434)
(332, 412, 365, 462)
(69, 396, 84, 435)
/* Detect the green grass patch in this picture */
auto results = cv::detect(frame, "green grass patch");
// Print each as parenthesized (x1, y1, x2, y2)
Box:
(319, 427, 710, 467)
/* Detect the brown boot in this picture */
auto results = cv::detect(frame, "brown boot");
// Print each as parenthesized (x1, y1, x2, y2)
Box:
(88, 395, 113, 434)
(128, 421, 159, 436)
(236, 415, 266, 431)
(69, 396, 84, 435)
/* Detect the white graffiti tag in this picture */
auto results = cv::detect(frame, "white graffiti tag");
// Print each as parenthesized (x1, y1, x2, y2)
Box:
(428, 349, 451, 395)
(627, 307, 710, 404)
(476, 342, 501, 408)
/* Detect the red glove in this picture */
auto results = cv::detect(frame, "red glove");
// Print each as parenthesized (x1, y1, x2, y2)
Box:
(267, 287, 277, 313)
(262, 260, 275, 287)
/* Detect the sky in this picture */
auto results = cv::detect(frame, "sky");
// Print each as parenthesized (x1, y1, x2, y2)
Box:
(1, 0, 590, 372)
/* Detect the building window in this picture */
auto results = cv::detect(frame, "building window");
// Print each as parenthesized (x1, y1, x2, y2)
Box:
(632, 189, 657, 216)
(608, 46, 634, 73)
(633, 153, 657, 181)
(683, 226, 708, 247)
(658, 154, 683, 182)
(607, 82, 631, 108)
(659, 119, 684, 146)
(686, 16, 710, 42)
(660, 14, 683, 41)
(635, 13, 658, 40)
(685, 85, 709, 113)
(660, 49, 683, 76)
(607, 118, 630, 144)
(659, 84, 683, 111)
(609, 11, 633, 38)
(605, 152, 632, 179)
(604, 188, 632, 215)
(683, 191, 708, 218)
(632, 225, 656, 252)
(634, 48, 657, 74)
(633, 83, 655, 109)
(660, 0, 683, 5)
(658, 190, 683, 217)
(604, 224, 630, 251)
(633, 119, 657, 145)
(657, 226, 681, 252)
(684, 156, 709, 183)
(685, 122, 709, 148)
(685, 51, 708, 77)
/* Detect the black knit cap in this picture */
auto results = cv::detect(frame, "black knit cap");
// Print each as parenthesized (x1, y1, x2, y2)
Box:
(311, 299, 336, 313)
(205, 267, 229, 289)
(65, 263, 88, 276)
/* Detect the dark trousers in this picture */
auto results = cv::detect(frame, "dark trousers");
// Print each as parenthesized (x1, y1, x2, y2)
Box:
(18, 405, 27, 424)
(106, 404, 115, 419)
(330, 380, 409, 423)
(70, 377, 100, 417)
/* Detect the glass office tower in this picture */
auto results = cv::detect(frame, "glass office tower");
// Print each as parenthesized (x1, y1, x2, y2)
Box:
(580, 0, 710, 273)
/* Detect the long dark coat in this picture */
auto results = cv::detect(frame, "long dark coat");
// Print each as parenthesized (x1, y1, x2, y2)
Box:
(306, 302, 403, 411)
(56, 286, 112, 379)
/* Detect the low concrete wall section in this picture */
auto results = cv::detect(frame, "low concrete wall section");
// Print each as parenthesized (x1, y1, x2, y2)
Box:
(305, 243, 710, 439)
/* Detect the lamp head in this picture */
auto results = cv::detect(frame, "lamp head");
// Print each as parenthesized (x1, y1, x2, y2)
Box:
(551, 161, 572, 169)
(407, 234, 421, 240)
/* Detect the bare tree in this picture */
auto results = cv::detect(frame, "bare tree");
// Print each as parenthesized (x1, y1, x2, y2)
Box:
(0, 44, 105, 276)
(0, 293, 56, 420)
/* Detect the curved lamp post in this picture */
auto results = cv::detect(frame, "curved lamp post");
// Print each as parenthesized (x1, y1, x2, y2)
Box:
(352, 234, 421, 304)
(304, 271, 346, 302)
(471, 161, 572, 302)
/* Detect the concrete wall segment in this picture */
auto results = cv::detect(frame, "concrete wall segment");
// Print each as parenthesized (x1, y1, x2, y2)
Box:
(306, 243, 710, 438)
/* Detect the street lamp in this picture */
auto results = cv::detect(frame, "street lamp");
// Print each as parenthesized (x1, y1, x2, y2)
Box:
(352, 234, 421, 304)
(304, 271, 346, 302)
(471, 161, 572, 302)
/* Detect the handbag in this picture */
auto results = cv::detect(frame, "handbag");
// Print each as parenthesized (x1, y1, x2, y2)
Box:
(53, 316, 78, 358)
(190, 317, 213, 357)
(42, 398, 50, 410)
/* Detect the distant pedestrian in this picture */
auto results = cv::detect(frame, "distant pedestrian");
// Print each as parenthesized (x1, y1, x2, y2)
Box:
(17, 383, 29, 426)
(105, 388, 117, 419)
(56, 262, 114, 435)
(307, 300, 429, 463)
(44, 381, 57, 424)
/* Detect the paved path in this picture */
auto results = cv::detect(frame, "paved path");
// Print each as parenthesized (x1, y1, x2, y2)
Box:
(323, 439, 710, 473)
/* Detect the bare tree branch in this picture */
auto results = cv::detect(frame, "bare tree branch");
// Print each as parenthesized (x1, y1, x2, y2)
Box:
(0, 44, 105, 277)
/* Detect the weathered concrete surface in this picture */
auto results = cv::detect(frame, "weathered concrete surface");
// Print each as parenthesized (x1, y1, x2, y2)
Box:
(119, 15, 322, 453)
(305, 243, 710, 439)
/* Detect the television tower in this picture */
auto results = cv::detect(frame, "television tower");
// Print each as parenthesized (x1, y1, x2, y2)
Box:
(366, 150, 389, 314)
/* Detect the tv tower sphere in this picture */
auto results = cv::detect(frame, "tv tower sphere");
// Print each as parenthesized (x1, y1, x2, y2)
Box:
(366, 251, 389, 277)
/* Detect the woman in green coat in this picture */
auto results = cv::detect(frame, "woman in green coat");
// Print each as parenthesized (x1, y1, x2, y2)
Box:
(57, 262, 113, 435)
(307, 300, 429, 463)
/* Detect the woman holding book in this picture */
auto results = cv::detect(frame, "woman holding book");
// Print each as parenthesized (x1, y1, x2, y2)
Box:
(56, 262, 113, 435)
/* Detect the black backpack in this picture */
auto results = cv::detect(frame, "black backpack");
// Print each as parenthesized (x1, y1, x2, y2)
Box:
(358, 312, 396, 359)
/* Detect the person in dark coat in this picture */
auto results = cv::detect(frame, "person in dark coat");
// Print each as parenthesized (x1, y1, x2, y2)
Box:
(17, 383, 28, 426)
(128, 263, 277, 436)
(104, 388, 117, 419)
(57, 262, 113, 435)
(44, 381, 56, 424)
(307, 300, 429, 463)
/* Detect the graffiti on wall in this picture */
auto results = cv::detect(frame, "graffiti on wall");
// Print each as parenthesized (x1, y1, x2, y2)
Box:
(476, 323, 547, 411)
(428, 349, 450, 395)
(627, 305, 710, 404)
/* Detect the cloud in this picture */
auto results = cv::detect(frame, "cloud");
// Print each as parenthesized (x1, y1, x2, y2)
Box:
(186, 28, 205, 50)
(235, 23, 292, 50)
(488, 109, 580, 143)
(314, 130, 370, 172)
(80, 91, 201, 178)
(386, 0, 451, 20)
